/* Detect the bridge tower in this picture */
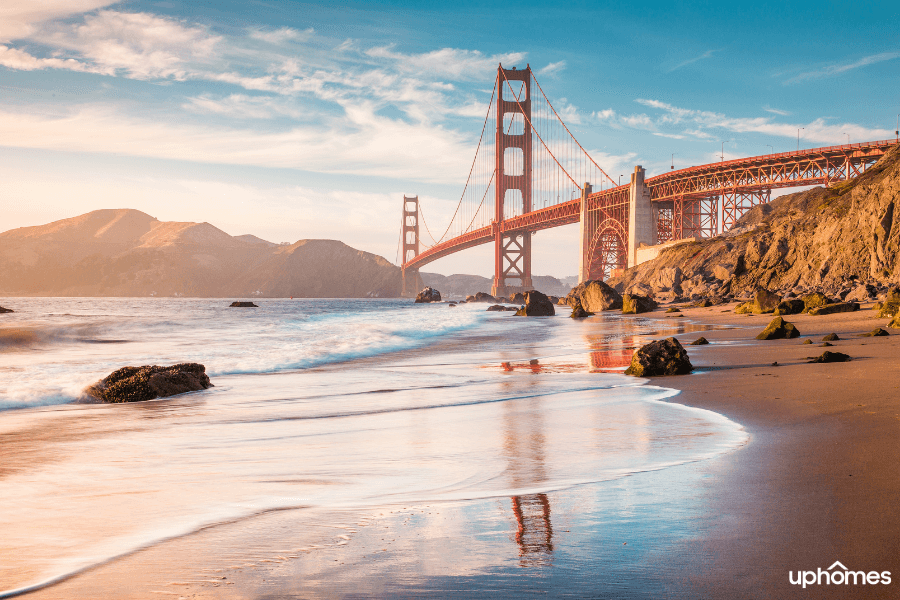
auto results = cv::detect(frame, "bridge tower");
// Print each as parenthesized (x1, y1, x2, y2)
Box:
(492, 65, 533, 298)
(400, 195, 423, 297)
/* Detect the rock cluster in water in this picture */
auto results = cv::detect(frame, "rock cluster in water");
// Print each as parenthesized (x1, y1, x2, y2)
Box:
(514, 290, 555, 316)
(415, 287, 442, 303)
(230, 301, 258, 307)
(83, 363, 213, 403)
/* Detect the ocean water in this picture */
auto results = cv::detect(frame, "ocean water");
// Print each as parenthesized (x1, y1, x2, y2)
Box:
(0, 298, 747, 597)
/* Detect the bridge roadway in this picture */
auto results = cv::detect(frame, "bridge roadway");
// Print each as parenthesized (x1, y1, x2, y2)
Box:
(403, 139, 897, 276)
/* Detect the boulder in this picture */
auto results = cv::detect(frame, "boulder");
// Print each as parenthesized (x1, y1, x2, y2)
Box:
(665, 307, 681, 313)
(514, 290, 556, 317)
(570, 300, 594, 319)
(822, 333, 840, 341)
(83, 363, 212, 403)
(230, 301, 258, 307)
(802, 339, 813, 344)
(861, 328, 889, 337)
(486, 305, 507, 312)
(509, 292, 526, 304)
(773, 299, 805, 316)
(567, 280, 623, 312)
(690, 337, 709, 345)
(845, 284, 877, 303)
(414, 287, 441, 303)
(472, 291, 498, 303)
(807, 302, 859, 316)
(622, 294, 658, 314)
(875, 301, 900, 318)
(756, 317, 801, 340)
(624, 337, 693, 376)
(822, 342, 834, 347)
(754, 289, 782, 313)
(0, 306, 13, 313)
(735, 290, 782, 314)
(801, 292, 832, 313)
(808, 351, 851, 363)
(448, 303, 457, 307)
(691, 299, 713, 308)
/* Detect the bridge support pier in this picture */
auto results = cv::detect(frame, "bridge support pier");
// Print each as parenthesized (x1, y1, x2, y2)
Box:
(627, 166, 656, 268)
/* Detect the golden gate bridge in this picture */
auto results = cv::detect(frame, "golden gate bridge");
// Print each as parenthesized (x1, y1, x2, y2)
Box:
(400, 64, 897, 297)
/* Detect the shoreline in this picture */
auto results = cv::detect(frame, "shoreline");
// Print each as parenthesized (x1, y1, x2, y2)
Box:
(653, 302, 900, 598)
(6, 302, 898, 598)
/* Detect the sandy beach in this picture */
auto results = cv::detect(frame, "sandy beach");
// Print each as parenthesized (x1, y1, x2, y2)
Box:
(7, 301, 895, 599)
(655, 303, 900, 599)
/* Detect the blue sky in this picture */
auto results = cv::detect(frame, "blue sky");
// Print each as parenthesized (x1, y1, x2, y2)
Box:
(1, 0, 898, 277)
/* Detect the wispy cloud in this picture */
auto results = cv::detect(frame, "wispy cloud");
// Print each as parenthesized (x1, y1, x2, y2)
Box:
(364, 46, 525, 81)
(0, 0, 117, 42)
(538, 60, 566, 77)
(248, 27, 313, 45)
(593, 98, 892, 144)
(785, 51, 900, 83)
(763, 106, 790, 116)
(668, 49, 717, 72)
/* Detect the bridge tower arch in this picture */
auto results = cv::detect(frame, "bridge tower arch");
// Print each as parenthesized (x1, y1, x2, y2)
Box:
(492, 65, 533, 297)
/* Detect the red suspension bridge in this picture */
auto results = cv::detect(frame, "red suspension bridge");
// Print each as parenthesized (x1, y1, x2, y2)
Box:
(400, 64, 898, 297)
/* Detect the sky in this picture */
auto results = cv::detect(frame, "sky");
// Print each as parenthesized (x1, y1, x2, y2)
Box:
(1, 0, 898, 278)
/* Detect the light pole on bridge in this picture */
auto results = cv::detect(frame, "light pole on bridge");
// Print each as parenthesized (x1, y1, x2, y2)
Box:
(671, 154, 674, 170)
(766, 144, 773, 154)
(797, 127, 805, 151)
(845, 133, 850, 145)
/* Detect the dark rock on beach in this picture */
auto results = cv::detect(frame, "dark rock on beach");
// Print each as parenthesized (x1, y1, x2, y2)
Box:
(414, 287, 441, 303)
(756, 317, 801, 340)
(736, 289, 781, 314)
(570, 300, 593, 319)
(230, 301, 258, 307)
(861, 327, 889, 337)
(690, 337, 709, 345)
(822, 333, 841, 341)
(624, 337, 693, 376)
(665, 307, 681, 313)
(773, 299, 805, 316)
(808, 302, 859, 316)
(514, 290, 555, 316)
(83, 363, 212, 403)
(566, 280, 622, 312)
(622, 294, 657, 314)
(809, 351, 851, 363)
(0, 306, 13, 313)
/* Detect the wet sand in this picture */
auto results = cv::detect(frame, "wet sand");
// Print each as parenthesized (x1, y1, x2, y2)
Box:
(11, 303, 900, 599)
(657, 302, 900, 599)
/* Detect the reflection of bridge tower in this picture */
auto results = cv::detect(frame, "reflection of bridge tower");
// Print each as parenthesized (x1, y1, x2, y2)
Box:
(492, 66, 533, 297)
(510, 493, 553, 565)
(502, 395, 554, 565)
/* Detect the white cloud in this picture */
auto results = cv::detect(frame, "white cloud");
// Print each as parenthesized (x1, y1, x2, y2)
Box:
(537, 60, 566, 77)
(365, 46, 526, 81)
(786, 51, 900, 83)
(763, 106, 790, 116)
(0, 104, 477, 184)
(627, 98, 892, 144)
(248, 27, 313, 45)
(653, 132, 685, 139)
(0, 44, 107, 74)
(38, 10, 222, 80)
(0, 0, 117, 42)
(668, 49, 717, 72)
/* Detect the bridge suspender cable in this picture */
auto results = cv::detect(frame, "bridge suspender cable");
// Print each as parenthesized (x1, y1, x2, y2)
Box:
(500, 72, 580, 190)
(530, 75, 616, 187)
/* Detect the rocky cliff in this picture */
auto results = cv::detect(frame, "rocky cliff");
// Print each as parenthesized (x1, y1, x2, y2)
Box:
(609, 144, 900, 301)
(0, 209, 400, 297)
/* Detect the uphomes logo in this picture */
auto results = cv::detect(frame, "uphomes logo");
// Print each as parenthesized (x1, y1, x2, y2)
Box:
(790, 561, 891, 588)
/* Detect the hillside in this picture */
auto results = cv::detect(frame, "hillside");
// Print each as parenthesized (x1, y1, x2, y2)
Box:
(609, 144, 900, 300)
(0, 209, 400, 298)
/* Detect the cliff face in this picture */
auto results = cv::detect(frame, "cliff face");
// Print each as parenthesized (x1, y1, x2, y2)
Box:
(0, 209, 400, 298)
(609, 145, 900, 300)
